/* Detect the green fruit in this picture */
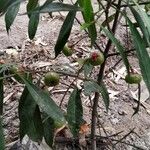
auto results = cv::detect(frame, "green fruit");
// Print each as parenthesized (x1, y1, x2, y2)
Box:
(54, 120, 66, 129)
(10, 66, 18, 73)
(89, 52, 104, 66)
(62, 45, 73, 56)
(125, 73, 142, 84)
(44, 72, 60, 87)
(10, 66, 26, 83)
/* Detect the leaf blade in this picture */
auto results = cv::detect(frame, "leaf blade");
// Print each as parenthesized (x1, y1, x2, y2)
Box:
(84, 81, 109, 111)
(28, 12, 39, 39)
(35, 2, 81, 13)
(5, 2, 20, 32)
(78, 0, 97, 46)
(19, 76, 66, 126)
(19, 87, 44, 141)
(43, 115, 55, 147)
(67, 87, 83, 137)
(54, 10, 76, 57)
(102, 27, 130, 73)
(126, 17, 150, 93)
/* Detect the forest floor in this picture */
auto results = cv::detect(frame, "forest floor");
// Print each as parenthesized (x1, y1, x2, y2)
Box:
(0, 1, 150, 150)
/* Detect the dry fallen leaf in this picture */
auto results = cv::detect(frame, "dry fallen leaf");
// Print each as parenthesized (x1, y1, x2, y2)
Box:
(0, 59, 5, 64)
(79, 123, 90, 135)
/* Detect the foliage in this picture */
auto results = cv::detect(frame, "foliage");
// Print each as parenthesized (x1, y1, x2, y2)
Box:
(0, 0, 150, 149)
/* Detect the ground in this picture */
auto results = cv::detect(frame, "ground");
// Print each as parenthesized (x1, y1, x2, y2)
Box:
(0, 1, 150, 150)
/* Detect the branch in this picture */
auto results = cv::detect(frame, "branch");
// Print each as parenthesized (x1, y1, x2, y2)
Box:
(91, 0, 122, 149)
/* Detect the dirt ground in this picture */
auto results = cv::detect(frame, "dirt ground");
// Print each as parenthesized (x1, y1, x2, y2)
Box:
(0, 1, 150, 150)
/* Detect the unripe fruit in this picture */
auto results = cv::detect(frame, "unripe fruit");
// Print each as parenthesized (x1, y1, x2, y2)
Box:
(10, 66, 18, 73)
(44, 72, 60, 87)
(125, 73, 142, 84)
(10, 66, 26, 83)
(89, 52, 104, 66)
(62, 45, 73, 56)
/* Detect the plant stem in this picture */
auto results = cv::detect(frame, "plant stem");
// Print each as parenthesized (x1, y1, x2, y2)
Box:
(91, 0, 122, 149)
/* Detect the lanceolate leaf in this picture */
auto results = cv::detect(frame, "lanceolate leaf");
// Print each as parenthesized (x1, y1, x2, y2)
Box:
(0, 0, 23, 16)
(84, 81, 109, 111)
(126, 18, 150, 93)
(132, 1, 150, 37)
(67, 87, 83, 137)
(27, 0, 39, 39)
(19, 76, 66, 126)
(27, 0, 39, 18)
(100, 13, 115, 30)
(77, 0, 97, 46)
(27, 0, 38, 12)
(54, 10, 76, 57)
(34, 2, 81, 13)
(28, 12, 39, 39)
(102, 27, 130, 74)
(0, 73, 3, 115)
(83, 59, 93, 77)
(43, 115, 55, 147)
(19, 87, 44, 141)
(129, 6, 150, 46)
(0, 0, 12, 16)
(0, 117, 5, 150)
(5, 2, 21, 32)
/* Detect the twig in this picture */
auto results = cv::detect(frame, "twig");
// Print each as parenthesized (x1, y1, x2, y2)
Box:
(106, 49, 135, 57)
(58, 64, 85, 107)
(113, 128, 135, 146)
(54, 135, 145, 150)
(91, 0, 122, 149)
(114, 2, 150, 8)
(59, 78, 76, 107)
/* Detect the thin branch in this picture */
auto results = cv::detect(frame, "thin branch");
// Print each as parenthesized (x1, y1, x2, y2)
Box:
(113, 128, 135, 146)
(91, 0, 122, 149)
(106, 49, 135, 57)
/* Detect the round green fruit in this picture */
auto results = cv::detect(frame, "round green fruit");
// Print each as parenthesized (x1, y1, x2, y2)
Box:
(10, 66, 18, 74)
(89, 52, 104, 66)
(44, 72, 60, 87)
(10, 66, 27, 83)
(125, 73, 142, 84)
(62, 45, 73, 56)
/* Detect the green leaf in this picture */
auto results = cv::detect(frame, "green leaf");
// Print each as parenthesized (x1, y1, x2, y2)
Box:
(27, 0, 39, 39)
(83, 59, 93, 77)
(0, 0, 22, 16)
(126, 17, 150, 94)
(54, 10, 76, 57)
(19, 76, 66, 127)
(5, 2, 20, 32)
(27, 0, 39, 18)
(145, 3, 150, 12)
(0, 73, 3, 115)
(67, 87, 83, 137)
(77, 0, 97, 46)
(0, 117, 5, 150)
(129, 4, 150, 46)
(84, 81, 109, 111)
(80, 22, 93, 30)
(0, 0, 11, 16)
(43, 115, 55, 147)
(100, 13, 115, 30)
(33, 2, 81, 13)
(27, 0, 38, 12)
(101, 27, 130, 73)
(28, 12, 39, 39)
(19, 87, 44, 141)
